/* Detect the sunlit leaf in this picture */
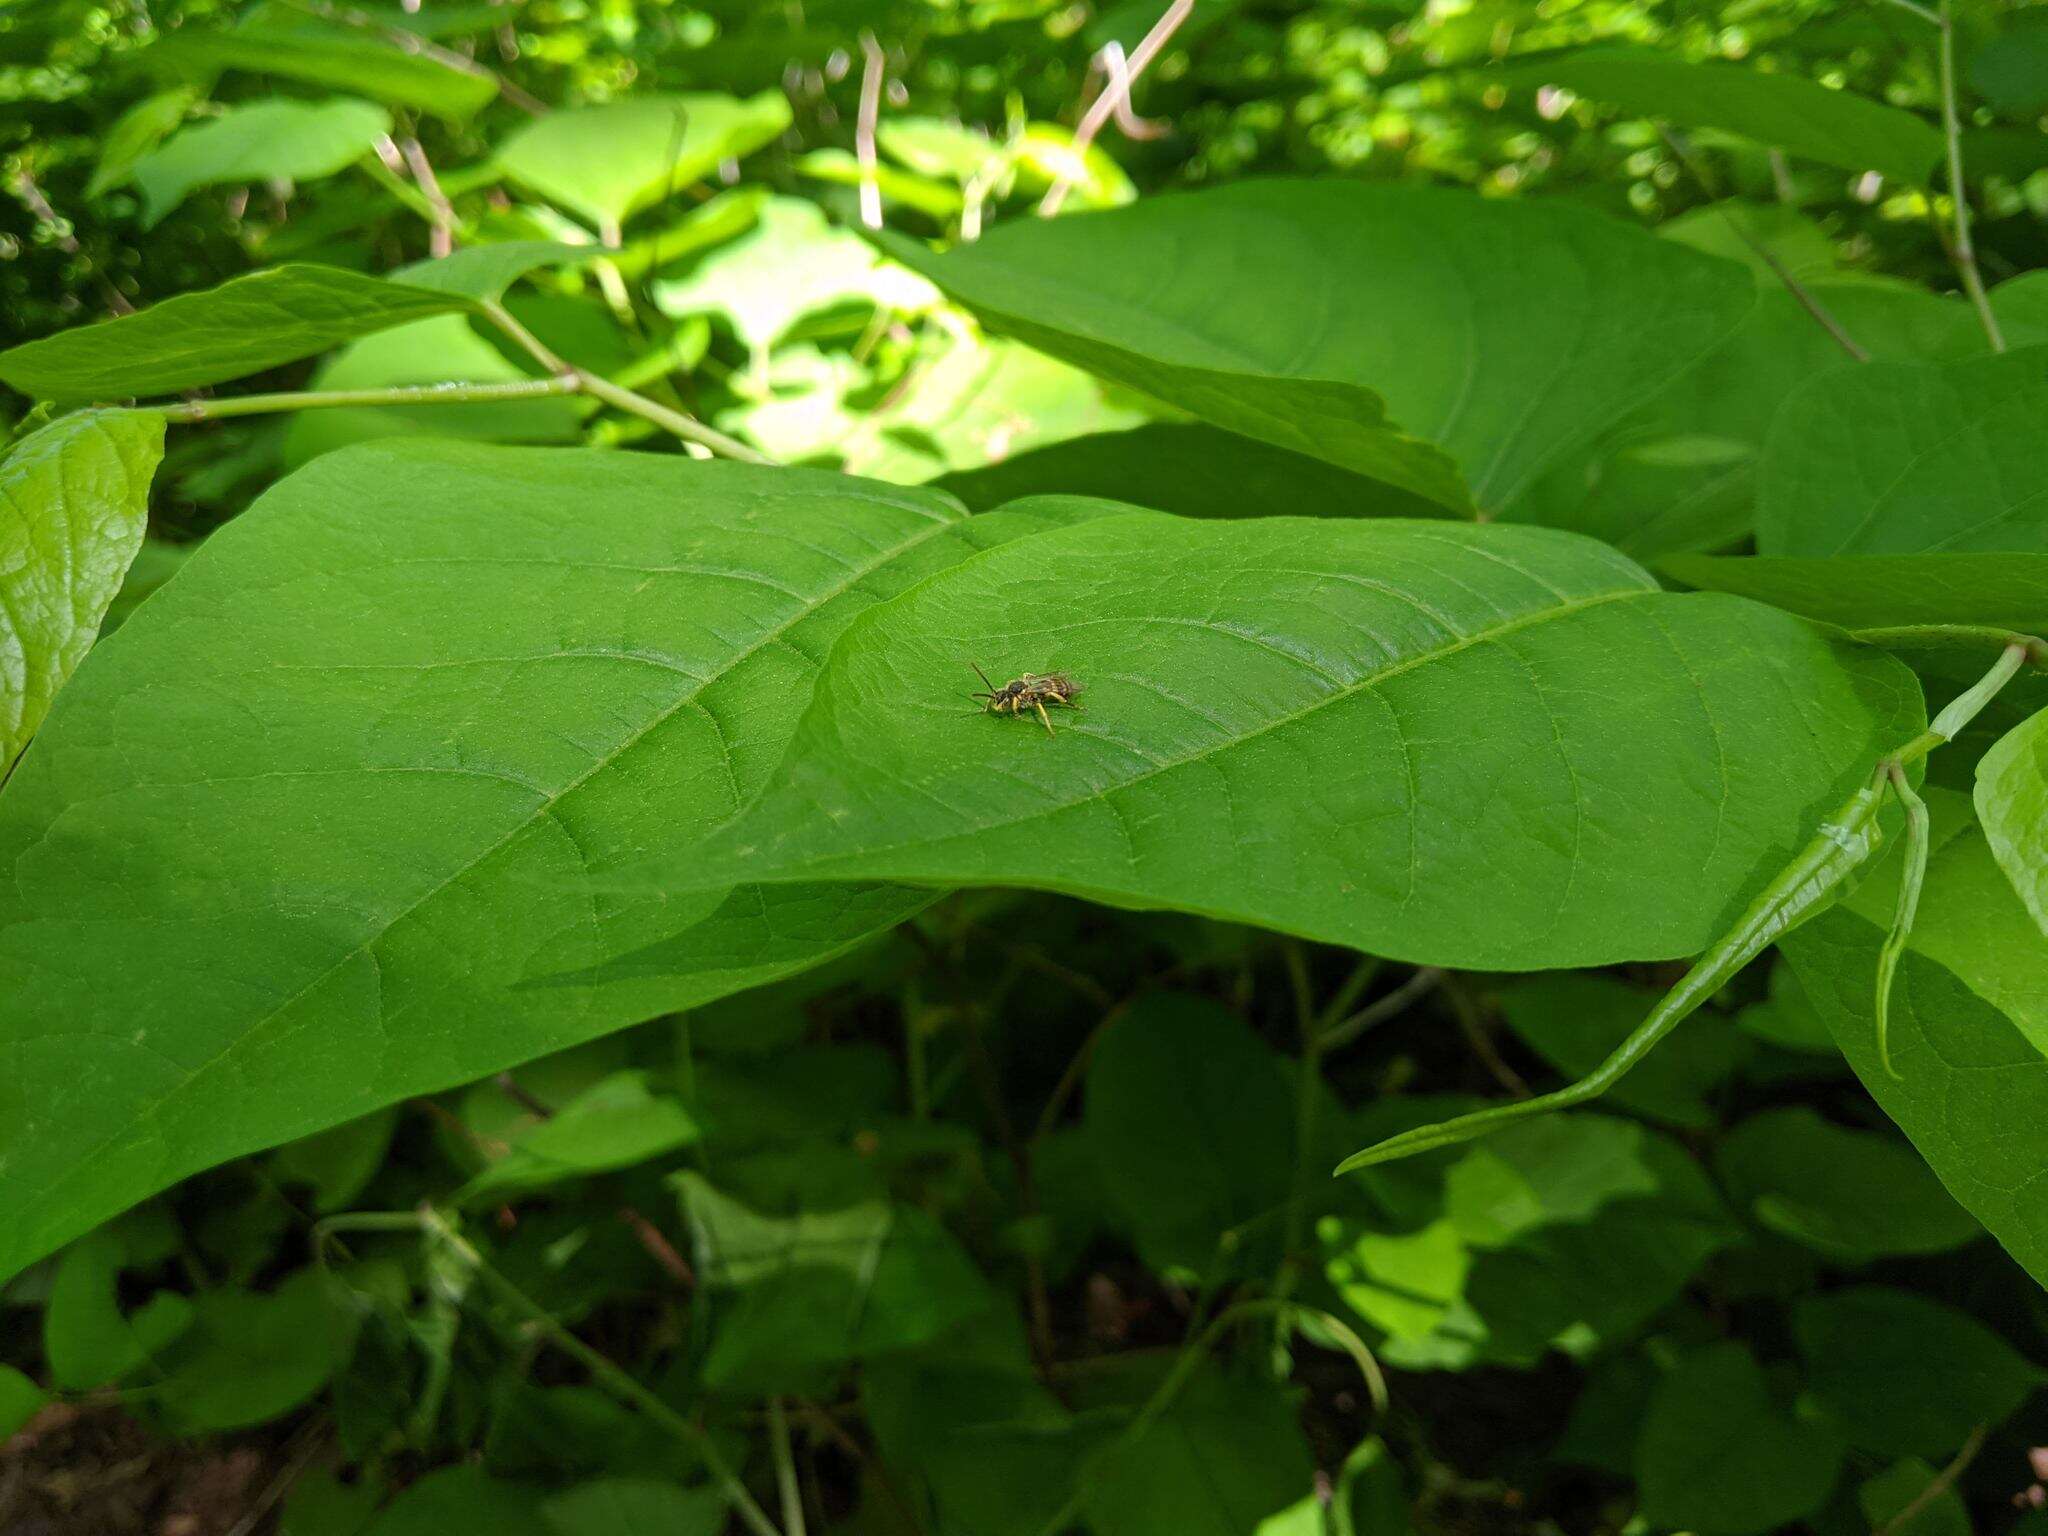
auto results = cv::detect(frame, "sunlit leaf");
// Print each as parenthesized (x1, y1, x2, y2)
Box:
(0, 408, 162, 772)
(126, 97, 392, 228)
(883, 181, 1757, 512)
(0, 265, 472, 401)
(628, 511, 1923, 970)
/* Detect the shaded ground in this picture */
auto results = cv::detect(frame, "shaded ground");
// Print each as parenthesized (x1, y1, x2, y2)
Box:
(0, 1405, 288, 1536)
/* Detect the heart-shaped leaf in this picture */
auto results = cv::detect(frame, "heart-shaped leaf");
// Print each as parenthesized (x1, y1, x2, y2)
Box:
(881, 180, 1756, 513)
(0, 441, 1101, 1284)
(630, 510, 1922, 970)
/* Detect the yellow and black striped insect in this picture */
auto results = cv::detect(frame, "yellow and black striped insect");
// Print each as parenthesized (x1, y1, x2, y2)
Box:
(968, 663, 1082, 736)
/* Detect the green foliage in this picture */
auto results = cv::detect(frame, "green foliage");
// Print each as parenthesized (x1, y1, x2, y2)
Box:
(0, 264, 471, 399)
(4, 0, 2048, 1530)
(888, 182, 1756, 513)
(0, 407, 161, 770)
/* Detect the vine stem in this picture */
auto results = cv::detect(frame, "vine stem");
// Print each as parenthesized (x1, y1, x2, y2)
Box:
(410, 1209, 787, 1536)
(768, 1399, 808, 1536)
(158, 376, 580, 422)
(1938, 0, 2005, 351)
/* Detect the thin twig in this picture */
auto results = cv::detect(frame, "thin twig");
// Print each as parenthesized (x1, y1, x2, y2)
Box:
(769, 1400, 808, 1536)
(1658, 126, 1869, 361)
(221, 1420, 328, 1536)
(1040, 0, 1192, 215)
(1938, 0, 2005, 350)
(398, 135, 458, 257)
(1875, 1424, 1987, 1536)
(1321, 966, 1443, 1054)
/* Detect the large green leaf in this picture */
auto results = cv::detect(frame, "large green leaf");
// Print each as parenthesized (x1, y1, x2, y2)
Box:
(1976, 706, 2048, 936)
(0, 265, 474, 402)
(0, 442, 1107, 1284)
(1507, 48, 1943, 184)
(125, 97, 392, 228)
(632, 512, 1923, 970)
(1783, 791, 2048, 1286)
(0, 409, 163, 773)
(144, 12, 498, 121)
(1759, 347, 2048, 555)
(1078, 1366, 1314, 1536)
(881, 181, 1755, 513)
(495, 93, 793, 229)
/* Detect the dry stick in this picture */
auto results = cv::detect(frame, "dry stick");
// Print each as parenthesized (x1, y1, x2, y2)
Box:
(1040, 0, 1193, 215)
(855, 30, 888, 230)
(398, 135, 458, 258)
(1874, 1424, 1987, 1536)
(1658, 126, 1870, 362)
(1938, 0, 2005, 350)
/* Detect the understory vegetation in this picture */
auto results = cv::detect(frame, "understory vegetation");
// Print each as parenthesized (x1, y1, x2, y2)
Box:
(4, 0, 2048, 1532)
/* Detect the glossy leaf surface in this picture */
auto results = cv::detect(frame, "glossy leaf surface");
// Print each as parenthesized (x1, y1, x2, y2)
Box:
(0, 409, 163, 772)
(642, 511, 1923, 970)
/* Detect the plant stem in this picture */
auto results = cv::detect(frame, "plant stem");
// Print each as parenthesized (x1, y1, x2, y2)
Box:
(1278, 944, 1325, 1296)
(1890, 639, 2032, 767)
(1874, 760, 1930, 1078)
(1853, 625, 2048, 664)
(1938, 0, 2005, 351)
(420, 1209, 785, 1536)
(1658, 126, 1869, 362)
(768, 1400, 808, 1536)
(1875, 1424, 1987, 1536)
(479, 299, 777, 465)
(1321, 965, 1443, 1054)
(159, 376, 580, 423)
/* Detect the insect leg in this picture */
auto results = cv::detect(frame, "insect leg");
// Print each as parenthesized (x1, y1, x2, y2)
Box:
(1034, 700, 1055, 735)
